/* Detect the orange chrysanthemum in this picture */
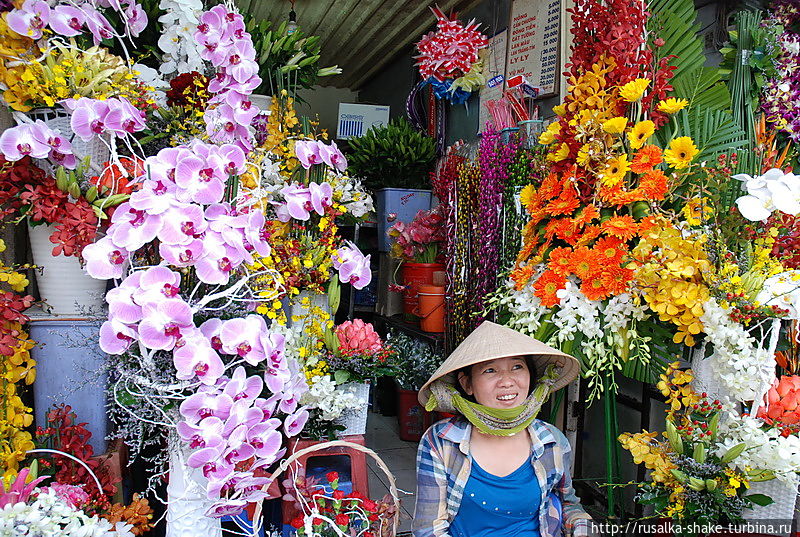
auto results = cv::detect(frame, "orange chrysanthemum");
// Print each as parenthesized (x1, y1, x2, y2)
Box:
(595, 236, 626, 264)
(544, 219, 561, 241)
(601, 215, 639, 240)
(569, 246, 601, 280)
(630, 145, 663, 174)
(640, 169, 669, 200)
(533, 270, 568, 307)
(548, 247, 573, 276)
(581, 274, 611, 301)
(600, 266, 634, 295)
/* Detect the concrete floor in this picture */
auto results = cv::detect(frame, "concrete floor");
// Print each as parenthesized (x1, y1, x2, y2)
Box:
(364, 412, 420, 535)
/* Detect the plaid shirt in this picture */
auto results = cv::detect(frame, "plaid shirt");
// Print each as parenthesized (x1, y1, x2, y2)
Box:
(413, 417, 593, 537)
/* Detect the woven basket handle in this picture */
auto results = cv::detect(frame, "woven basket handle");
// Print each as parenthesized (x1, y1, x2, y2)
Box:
(251, 440, 400, 537)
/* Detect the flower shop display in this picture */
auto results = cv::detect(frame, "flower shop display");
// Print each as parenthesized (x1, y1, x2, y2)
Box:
(388, 205, 446, 318)
(619, 364, 775, 531)
(414, 6, 489, 105)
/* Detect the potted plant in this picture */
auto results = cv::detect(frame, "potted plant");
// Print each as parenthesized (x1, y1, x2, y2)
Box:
(388, 329, 443, 441)
(388, 205, 446, 319)
(346, 118, 437, 251)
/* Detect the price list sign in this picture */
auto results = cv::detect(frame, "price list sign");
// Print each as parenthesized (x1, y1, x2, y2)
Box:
(505, 0, 561, 97)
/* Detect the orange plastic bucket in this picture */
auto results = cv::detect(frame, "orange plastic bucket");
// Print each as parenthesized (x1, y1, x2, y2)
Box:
(416, 284, 445, 333)
(401, 263, 444, 316)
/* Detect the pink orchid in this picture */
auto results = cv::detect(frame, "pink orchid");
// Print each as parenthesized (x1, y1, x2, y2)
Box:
(194, 231, 244, 285)
(223, 91, 259, 127)
(159, 239, 205, 267)
(333, 242, 372, 289)
(275, 183, 312, 222)
(128, 179, 177, 215)
(187, 445, 235, 484)
(109, 203, 163, 251)
(177, 416, 225, 450)
(49, 4, 85, 36)
(70, 98, 110, 142)
(181, 389, 234, 424)
(123, 2, 147, 36)
(222, 403, 263, 437)
(82, 236, 129, 279)
(174, 154, 226, 205)
(294, 140, 322, 169)
(173, 330, 225, 384)
(158, 203, 208, 245)
(318, 140, 348, 172)
(308, 182, 333, 216)
(6, 0, 50, 39)
(284, 408, 309, 437)
(99, 318, 137, 354)
(222, 424, 257, 464)
(130, 265, 182, 308)
(0, 123, 51, 160)
(137, 299, 194, 350)
(219, 315, 266, 364)
(105, 271, 144, 324)
(224, 40, 258, 83)
(82, 5, 115, 44)
(246, 421, 282, 459)
(223, 366, 264, 403)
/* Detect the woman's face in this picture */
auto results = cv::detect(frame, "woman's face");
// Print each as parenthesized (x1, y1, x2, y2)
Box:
(458, 356, 531, 409)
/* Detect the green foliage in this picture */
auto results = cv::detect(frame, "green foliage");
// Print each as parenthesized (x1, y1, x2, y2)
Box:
(243, 15, 342, 94)
(346, 118, 437, 191)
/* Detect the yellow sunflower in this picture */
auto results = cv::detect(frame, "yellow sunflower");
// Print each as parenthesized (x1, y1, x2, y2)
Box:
(619, 78, 650, 102)
(602, 117, 628, 134)
(601, 154, 631, 186)
(627, 120, 655, 150)
(657, 98, 689, 114)
(664, 137, 699, 169)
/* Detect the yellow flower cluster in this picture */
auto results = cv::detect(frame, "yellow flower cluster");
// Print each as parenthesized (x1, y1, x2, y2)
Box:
(681, 197, 714, 226)
(0, 241, 29, 293)
(633, 218, 712, 345)
(0, 323, 36, 481)
(305, 358, 328, 381)
(618, 430, 676, 483)
(262, 90, 300, 171)
(2, 38, 147, 111)
(656, 361, 700, 415)
(722, 468, 748, 497)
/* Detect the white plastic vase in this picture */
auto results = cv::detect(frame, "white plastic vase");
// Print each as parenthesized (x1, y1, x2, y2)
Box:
(166, 443, 222, 537)
(28, 223, 108, 315)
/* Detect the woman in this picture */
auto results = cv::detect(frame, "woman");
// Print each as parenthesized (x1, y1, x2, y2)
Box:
(413, 321, 593, 537)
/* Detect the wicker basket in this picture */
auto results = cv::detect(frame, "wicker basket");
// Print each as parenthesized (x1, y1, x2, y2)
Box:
(336, 382, 370, 437)
(24, 107, 110, 174)
(252, 440, 400, 537)
(745, 474, 799, 532)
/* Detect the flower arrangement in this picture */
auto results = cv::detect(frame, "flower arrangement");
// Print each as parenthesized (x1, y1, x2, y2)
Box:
(324, 319, 396, 384)
(288, 470, 396, 537)
(414, 6, 488, 105)
(619, 364, 774, 529)
(387, 329, 443, 391)
(388, 205, 446, 264)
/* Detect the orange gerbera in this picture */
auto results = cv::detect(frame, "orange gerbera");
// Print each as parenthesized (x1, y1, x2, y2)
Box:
(543, 219, 561, 240)
(602, 215, 639, 240)
(533, 270, 568, 307)
(538, 172, 565, 200)
(569, 246, 601, 280)
(640, 169, 669, 200)
(545, 191, 581, 216)
(556, 219, 581, 244)
(574, 204, 601, 227)
(600, 266, 634, 295)
(511, 263, 537, 290)
(581, 274, 611, 301)
(595, 236, 626, 264)
(548, 247, 573, 275)
(630, 145, 663, 174)
(574, 225, 603, 247)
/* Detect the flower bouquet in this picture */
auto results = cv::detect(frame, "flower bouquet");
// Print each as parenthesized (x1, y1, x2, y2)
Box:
(388, 205, 446, 265)
(619, 364, 775, 532)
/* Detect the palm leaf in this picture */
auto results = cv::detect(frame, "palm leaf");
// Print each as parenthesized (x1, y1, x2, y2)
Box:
(679, 108, 749, 160)
(673, 67, 732, 112)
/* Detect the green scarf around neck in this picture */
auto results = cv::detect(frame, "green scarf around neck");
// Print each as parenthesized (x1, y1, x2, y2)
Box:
(425, 364, 561, 436)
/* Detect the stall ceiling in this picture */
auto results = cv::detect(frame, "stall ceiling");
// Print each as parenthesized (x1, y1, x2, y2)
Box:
(235, 0, 487, 90)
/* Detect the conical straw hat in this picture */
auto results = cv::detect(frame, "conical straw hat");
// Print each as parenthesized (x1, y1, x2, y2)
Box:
(418, 321, 580, 410)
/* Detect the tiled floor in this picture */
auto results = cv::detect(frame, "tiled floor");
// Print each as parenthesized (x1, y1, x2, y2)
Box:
(364, 412, 420, 535)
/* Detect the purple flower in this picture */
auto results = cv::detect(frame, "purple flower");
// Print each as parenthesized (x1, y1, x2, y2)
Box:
(82, 236, 128, 279)
(103, 97, 146, 136)
(70, 99, 109, 142)
(6, 0, 49, 39)
(0, 123, 51, 160)
(173, 330, 224, 385)
(205, 499, 247, 518)
(194, 231, 244, 285)
(294, 140, 322, 169)
(262, 332, 289, 392)
(174, 154, 225, 205)
(49, 5, 85, 37)
(275, 184, 311, 222)
(109, 203, 163, 251)
(82, 5, 114, 44)
(99, 319, 136, 354)
(223, 91, 259, 127)
(283, 408, 309, 437)
(123, 2, 147, 36)
(181, 389, 234, 424)
(128, 179, 177, 215)
(222, 403, 263, 437)
(333, 242, 372, 289)
(221, 424, 256, 463)
(177, 416, 225, 450)
(319, 140, 348, 172)
(137, 299, 194, 350)
(223, 366, 263, 402)
(187, 445, 234, 484)
(130, 265, 182, 306)
(105, 271, 144, 324)
(158, 203, 208, 245)
(246, 421, 282, 459)
(159, 239, 205, 267)
(309, 182, 333, 215)
(219, 315, 266, 364)
(224, 41, 258, 83)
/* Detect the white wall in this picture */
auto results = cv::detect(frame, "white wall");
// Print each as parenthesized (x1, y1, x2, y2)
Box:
(295, 85, 359, 137)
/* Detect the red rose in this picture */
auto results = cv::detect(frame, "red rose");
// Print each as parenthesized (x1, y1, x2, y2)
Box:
(333, 490, 345, 500)
(290, 517, 304, 529)
(326, 471, 339, 483)
(312, 518, 323, 526)
(335, 513, 350, 526)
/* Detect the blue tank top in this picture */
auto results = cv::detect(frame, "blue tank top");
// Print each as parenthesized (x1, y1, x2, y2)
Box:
(450, 455, 542, 537)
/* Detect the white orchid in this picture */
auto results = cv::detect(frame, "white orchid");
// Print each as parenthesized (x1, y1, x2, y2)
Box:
(755, 271, 800, 319)
(734, 168, 800, 221)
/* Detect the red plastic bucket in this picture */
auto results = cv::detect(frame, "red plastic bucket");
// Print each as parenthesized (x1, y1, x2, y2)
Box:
(401, 263, 444, 316)
(397, 389, 433, 442)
